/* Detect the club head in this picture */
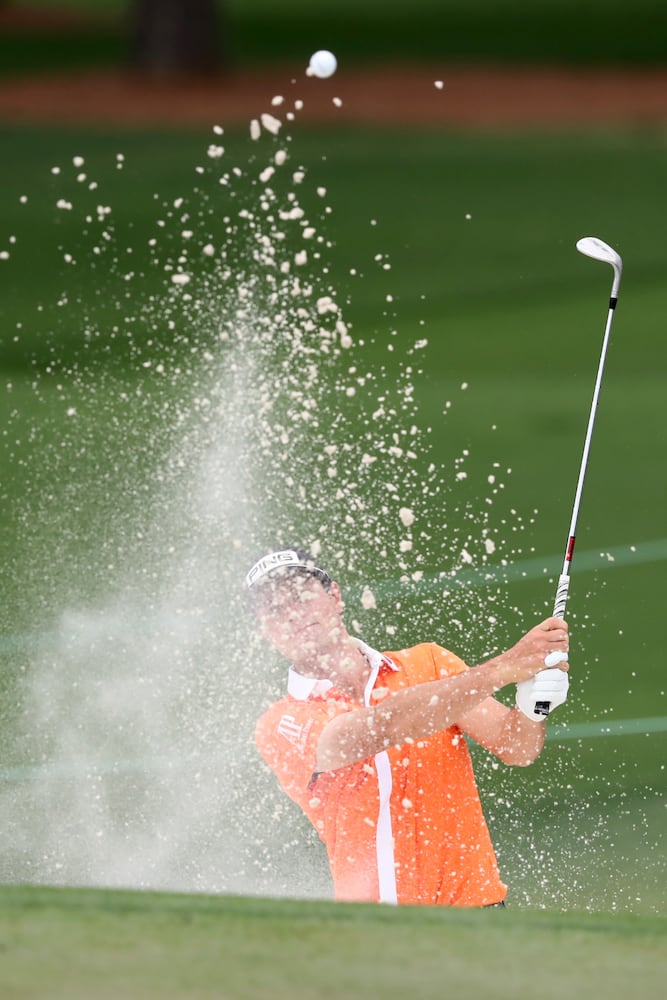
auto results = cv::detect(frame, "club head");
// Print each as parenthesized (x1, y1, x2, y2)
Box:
(576, 236, 623, 297)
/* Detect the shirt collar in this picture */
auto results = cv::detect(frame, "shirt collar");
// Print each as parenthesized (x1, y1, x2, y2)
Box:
(286, 639, 397, 702)
(286, 669, 333, 701)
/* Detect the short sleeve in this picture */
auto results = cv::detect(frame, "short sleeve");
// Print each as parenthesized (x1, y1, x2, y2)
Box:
(430, 643, 468, 679)
(255, 697, 352, 813)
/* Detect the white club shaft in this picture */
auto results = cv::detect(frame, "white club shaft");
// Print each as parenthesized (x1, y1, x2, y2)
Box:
(562, 298, 617, 557)
(532, 238, 622, 716)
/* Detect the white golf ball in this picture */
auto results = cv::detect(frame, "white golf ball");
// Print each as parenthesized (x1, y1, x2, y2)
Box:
(308, 50, 337, 79)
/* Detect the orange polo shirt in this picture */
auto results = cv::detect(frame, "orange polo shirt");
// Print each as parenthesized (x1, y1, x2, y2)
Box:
(255, 642, 506, 907)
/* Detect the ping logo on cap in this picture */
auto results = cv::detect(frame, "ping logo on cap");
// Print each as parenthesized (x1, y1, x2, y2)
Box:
(245, 548, 331, 592)
(245, 549, 303, 589)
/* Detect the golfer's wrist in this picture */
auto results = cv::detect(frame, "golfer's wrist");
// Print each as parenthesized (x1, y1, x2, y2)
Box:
(476, 656, 514, 694)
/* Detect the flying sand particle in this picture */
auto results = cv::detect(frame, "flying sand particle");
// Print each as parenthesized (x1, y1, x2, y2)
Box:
(316, 296, 338, 315)
(260, 113, 282, 135)
(361, 587, 377, 611)
(399, 507, 415, 527)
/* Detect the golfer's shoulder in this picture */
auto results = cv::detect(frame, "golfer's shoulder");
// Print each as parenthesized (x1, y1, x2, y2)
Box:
(384, 642, 467, 681)
(390, 642, 468, 677)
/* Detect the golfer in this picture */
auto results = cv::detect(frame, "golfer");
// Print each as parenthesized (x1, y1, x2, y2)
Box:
(247, 547, 569, 907)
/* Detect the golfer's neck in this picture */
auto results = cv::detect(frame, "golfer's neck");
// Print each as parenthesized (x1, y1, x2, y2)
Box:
(327, 638, 372, 702)
(295, 635, 370, 702)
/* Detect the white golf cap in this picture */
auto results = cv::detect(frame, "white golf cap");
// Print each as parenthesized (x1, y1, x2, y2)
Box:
(245, 547, 332, 592)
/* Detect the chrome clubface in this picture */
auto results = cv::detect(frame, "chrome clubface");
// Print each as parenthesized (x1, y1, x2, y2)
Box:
(576, 236, 623, 297)
(576, 236, 623, 272)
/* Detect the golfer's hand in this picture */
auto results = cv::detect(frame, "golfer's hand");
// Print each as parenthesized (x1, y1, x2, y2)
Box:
(499, 617, 569, 684)
(516, 668, 569, 721)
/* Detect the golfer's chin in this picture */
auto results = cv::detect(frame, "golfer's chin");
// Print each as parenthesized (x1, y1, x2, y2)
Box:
(272, 629, 322, 666)
(294, 644, 345, 682)
(273, 620, 343, 668)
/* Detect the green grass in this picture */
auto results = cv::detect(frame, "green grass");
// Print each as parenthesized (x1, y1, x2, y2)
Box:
(2, 122, 666, 684)
(0, 120, 665, 917)
(0, 885, 665, 999)
(2, 125, 665, 537)
(3, 0, 667, 71)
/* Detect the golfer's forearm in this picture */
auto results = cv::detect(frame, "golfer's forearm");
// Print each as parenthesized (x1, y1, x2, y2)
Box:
(487, 707, 546, 766)
(374, 662, 511, 745)
(316, 659, 510, 771)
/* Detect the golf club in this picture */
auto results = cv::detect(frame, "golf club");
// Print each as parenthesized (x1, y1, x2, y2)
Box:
(534, 236, 623, 716)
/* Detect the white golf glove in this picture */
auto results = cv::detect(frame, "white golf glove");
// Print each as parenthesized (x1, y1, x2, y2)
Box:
(515, 667, 569, 722)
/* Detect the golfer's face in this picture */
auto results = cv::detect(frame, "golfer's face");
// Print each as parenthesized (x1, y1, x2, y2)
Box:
(254, 574, 342, 663)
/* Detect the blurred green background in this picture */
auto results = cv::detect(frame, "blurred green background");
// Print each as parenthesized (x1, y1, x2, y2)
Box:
(0, 0, 665, 923)
(3, 0, 667, 71)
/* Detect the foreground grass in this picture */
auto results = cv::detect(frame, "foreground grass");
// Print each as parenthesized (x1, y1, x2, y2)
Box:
(0, 885, 665, 1000)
